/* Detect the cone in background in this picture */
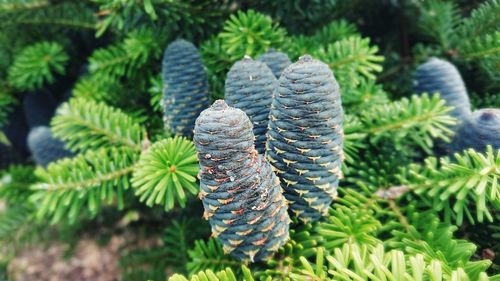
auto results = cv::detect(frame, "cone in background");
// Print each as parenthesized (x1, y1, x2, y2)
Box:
(267, 55, 344, 223)
(414, 57, 471, 122)
(23, 91, 57, 129)
(27, 126, 73, 167)
(162, 39, 210, 137)
(225, 57, 277, 154)
(194, 100, 290, 262)
(452, 108, 500, 152)
(2, 105, 30, 158)
(257, 49, 292, 79)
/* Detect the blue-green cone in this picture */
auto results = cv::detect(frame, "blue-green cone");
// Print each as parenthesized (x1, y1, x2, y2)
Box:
(23, 91, 56, 129)
(267, 55, 344, 223)
(257, 49, 292, 79)
(414, 57, 471, 122)
(225, 57, 277, 154)
(162, 39, 210, 136)
(452, 108, 500, 152)
(194, 100, 290, 262)
(27, 126, 73, 167)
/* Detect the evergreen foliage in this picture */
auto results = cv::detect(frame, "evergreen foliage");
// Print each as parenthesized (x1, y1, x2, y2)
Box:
(8, 41, 68, 90)
(30, 146, 138, 223)
(0, 1, 499, 280)
(132, 137, 199, 211)
(402, 146, 500, 225)
(355, 94, 456, 153)
(220, 10, 286, 62)
(51, 98, 146, 152)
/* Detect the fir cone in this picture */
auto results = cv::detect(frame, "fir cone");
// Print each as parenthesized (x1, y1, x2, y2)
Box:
(194, 100, 290, 262)
(23, 91, 57, 129)
(162, 39, 210, 137)
(27, 126, 73, 167)
(225, 57, 277, 154)
(414, 57, 471, 122)
(267, 55, 344, 223)
(452, 108, 500, 152)
(3, 105, 30, 158)
(257, 49, 292, 79)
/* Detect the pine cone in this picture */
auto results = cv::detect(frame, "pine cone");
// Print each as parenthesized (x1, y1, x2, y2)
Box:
(162, 39, 210, 136)
(27, 126, 73, 167)
(225, 57, 277, 154)
(23, 91, 57, 129)
(414, 57, 471, 122)
(194, 100, 290, 262)
(452, 108, 500, 152)
(257, 49, 292, 79)
(267, 55, 344, 223)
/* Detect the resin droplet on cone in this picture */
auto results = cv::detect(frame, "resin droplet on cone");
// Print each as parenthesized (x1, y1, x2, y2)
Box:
(257, 49, 292, 79)
(194, 100, 290, 262)
(225, 57, 277, 154)
(162, 39, 210, 136)
(452, 108, 500, 153)
(267, 55, 344, 223)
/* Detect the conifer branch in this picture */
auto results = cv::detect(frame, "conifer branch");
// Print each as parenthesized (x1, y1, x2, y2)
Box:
(51, 98, 146, 152)
(30, 147, 139, 223)
(132, 137, 199, 211)
(401, 146, 500, 225)
(7, 41, 68, 90)
(314, 36, 384, 85)
(356, 94, 456, 153)
(0, 0, 49, 12)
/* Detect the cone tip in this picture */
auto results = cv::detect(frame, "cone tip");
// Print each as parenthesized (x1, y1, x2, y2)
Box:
(478, 108, 500, 122)
(211, 100, 229, 111)
(298, 54, 313, 63)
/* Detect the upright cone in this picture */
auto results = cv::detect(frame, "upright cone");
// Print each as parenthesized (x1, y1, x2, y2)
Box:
(225, 57, 277, 154)
(267, 55, 344, 223)
(257, 49, 292, 79)
(414, 57, 471, 122)
(452, 108, 500, 152)
(194, 100, 290, 262)
(162, 39, 210, 136)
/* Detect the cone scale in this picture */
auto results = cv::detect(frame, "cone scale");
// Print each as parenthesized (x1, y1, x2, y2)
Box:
(266, 55, 344, 223)
(194, 100, 290, 262)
